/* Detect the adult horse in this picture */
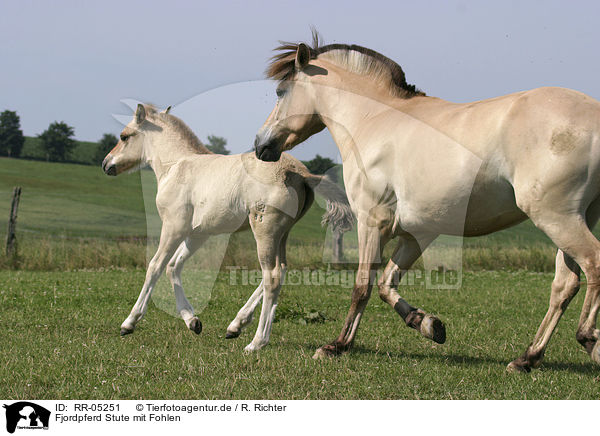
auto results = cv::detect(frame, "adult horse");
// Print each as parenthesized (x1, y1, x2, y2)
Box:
(254, 32, 600, 372)
(102, 103, 353, 351)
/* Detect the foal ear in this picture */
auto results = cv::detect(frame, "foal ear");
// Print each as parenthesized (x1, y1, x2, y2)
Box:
(295, 43, 310, 71)
(135, 104, 146, 124)
(162, 105, 172, 114)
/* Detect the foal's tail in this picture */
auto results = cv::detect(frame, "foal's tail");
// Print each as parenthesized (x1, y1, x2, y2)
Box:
(303, 174, 354, 233)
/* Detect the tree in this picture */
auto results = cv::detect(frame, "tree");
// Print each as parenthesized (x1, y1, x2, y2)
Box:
(0, 110, 25, 157)
(205, 134, 230, 154)
(303, 154, 335, 175)
(38, 121, 75, 162)
(94, 133, 118, 164)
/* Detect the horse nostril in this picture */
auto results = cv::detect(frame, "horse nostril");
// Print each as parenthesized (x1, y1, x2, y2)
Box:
(105, 165, 117, 176)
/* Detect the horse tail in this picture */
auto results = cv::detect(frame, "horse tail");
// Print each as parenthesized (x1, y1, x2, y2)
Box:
(303, 173, 354, 233)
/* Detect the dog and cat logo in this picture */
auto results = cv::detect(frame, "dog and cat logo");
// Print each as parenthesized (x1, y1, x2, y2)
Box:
(2, 402, 50, 433)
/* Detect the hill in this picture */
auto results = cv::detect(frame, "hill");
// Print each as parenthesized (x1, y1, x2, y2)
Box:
(21, 136, 102, 165)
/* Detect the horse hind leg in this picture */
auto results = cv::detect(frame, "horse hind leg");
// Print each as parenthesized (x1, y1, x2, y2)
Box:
(377, 234, 446, 344)
(225, 231, 289, 339)
(509, 209, 600, 371)
(507, 249, 581, 372)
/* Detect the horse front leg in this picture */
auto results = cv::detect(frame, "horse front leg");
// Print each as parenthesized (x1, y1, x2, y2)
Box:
(377, 234, 446, 344)
(120, 227, 186, 335)
(313, 220, 382, 358)
(166, 236, 206, 334)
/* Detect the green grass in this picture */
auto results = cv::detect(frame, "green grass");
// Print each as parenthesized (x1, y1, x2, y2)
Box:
(1, 156, 599, 400)
(0, 269, 597, 399)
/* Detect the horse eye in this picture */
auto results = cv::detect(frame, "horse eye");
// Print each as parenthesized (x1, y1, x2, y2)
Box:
(120, 135, 128, 142)
(276, 88, 285, 98)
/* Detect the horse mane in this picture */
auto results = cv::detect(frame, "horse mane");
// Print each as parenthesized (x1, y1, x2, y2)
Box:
(266, 30, 425, 99)
(142, 104, 213, 154)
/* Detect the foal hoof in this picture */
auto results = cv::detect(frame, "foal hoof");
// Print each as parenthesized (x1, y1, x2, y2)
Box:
(188, 318, 202, 335)
(420, 314, 446, 344)
(120, 327, 134, 336)
(506, 359, 531, 374)
(312, 343, 343, 360)
(225, 331, 240, 339)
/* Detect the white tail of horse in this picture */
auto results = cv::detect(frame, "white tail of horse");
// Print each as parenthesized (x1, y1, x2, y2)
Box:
(304, 173, 354, 232)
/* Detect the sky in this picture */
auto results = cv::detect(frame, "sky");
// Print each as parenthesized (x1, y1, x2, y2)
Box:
(2, 0, 600, 161)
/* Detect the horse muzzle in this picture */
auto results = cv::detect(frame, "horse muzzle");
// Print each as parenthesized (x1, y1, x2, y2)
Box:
(254, 135, 282, 162)
(102, 157, 117, 176)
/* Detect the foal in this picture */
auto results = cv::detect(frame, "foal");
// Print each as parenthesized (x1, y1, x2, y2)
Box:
(102, 104, 352, 351)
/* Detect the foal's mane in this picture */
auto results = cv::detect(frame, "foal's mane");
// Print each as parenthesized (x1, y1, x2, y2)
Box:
(144, 104, 213, 154)
(266, 30, 424, 98)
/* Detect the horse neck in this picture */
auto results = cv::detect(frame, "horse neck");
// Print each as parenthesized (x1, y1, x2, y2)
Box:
(313, 78, 406, 161)
(143, 126, 199, 180)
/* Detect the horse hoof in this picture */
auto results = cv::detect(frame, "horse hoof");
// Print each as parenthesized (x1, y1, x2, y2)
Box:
(592, 341, 600, 365)
(420, 314, 446, 344)
(312, 344, 341, 359)
(506, 360, 531, 373)
(244, 343, 261, 353)
(225, 331, 240, 339)
(189, 318, 202, 335)
(120, 327, 134, 336)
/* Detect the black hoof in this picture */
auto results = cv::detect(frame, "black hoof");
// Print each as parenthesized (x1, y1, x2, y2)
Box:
(120, 328, 133, 336)
(225, 331, 241, 339)
(417, 314, 446, 344)
(189, 318, 202, 335)
(430, 317, 446, 344)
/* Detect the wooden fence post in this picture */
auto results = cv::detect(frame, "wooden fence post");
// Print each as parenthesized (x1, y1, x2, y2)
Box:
(332, 229, 343, 263)
(6, 186, 22, 257)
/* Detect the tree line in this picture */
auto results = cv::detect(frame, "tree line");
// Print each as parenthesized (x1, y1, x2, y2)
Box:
(0, 109, 336, 173)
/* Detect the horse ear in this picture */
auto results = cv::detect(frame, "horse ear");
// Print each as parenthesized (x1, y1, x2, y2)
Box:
(162, 106, 172, 114)
(135, 104, 146, 124)
(295, 43, 310, 70)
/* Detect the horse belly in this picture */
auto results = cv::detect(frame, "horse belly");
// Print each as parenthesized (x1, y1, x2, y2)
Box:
(461, 178, 526, 236)
(191, 204, 248, 235)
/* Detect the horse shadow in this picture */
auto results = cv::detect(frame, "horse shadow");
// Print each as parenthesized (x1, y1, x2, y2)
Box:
(302, 343, 598, 375)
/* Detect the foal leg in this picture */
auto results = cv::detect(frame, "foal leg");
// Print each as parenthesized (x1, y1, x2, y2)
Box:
(507, 249, 580, 372)
(120, 228, 185, 335)
(313, 220, 382, 358)
(225, 281, 263, 338)
(244, 233, 284, 352)
(166, 236, 206, 334)
(225, 231, 289, 339)
(377, 234, 446, 344)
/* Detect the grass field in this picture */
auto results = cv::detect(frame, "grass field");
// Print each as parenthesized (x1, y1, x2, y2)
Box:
(1, 157, 599, 400)
(0, 269, 598, 400)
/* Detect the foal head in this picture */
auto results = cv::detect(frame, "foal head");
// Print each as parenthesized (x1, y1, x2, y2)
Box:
(102, 104, 151, 175)
(102, 104, 171, 176)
